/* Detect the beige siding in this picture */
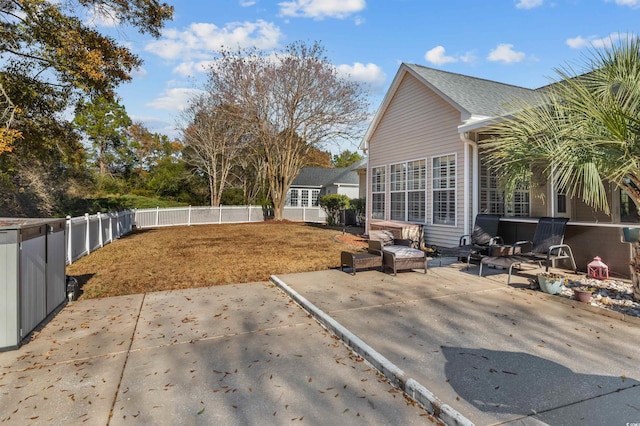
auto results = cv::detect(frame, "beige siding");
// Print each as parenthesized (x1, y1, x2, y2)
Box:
(367, 72, 466, 246)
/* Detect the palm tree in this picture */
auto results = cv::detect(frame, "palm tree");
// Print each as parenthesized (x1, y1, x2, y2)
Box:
(482, 36, 640, 301)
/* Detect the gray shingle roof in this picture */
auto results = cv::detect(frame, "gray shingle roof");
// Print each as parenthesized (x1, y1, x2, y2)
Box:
(405, 63, 546, 117)
(292, 160, 363, 187)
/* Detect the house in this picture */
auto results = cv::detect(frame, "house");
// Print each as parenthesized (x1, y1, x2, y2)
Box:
(285, 159, 365, 207)
(360, 63, 634, 276)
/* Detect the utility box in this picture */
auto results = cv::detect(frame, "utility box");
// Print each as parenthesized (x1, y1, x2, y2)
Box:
(0, 218, 67, 351)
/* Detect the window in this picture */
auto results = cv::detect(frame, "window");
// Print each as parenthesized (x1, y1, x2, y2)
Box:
(312, 190, 320, 206)
(433, 155, 456, 225)
(388, 160, 426, 222)
(371, 166, 385, 219)
(407, 160, 426, 222)
(557, 193, 567, 214)
(289, 189, 299, 207)
(301, 189, 309, 207)
(480, 159, 530, 217)
(390, 163, 406, 220)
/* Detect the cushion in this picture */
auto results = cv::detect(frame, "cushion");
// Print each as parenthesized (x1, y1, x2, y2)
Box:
(383, 245, 425, 259)
(369, 230, 395, 246)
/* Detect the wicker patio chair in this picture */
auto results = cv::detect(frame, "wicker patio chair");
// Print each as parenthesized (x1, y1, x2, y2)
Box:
(368, 230, 428, 275)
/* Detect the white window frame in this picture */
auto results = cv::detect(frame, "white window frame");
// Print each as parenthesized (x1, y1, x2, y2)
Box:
(390, 162, 406, 221)
(388, 159, 426, 223)
(301, 189, 309, 207)
(480, 159, 530, 217)
(312, 189, 320, 206)
(289, 189, 299, 207)
(432, 153, 457, 227)
(371, 165, 386, 220)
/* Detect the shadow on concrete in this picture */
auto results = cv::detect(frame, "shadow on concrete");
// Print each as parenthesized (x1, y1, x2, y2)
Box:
(442, 346, 639, 416)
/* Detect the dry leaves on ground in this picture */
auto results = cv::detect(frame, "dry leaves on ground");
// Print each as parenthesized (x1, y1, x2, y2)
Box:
(66, 222, 366, 299)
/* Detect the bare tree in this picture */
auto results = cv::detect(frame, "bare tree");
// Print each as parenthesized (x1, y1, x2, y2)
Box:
(204, 41, 369, 220)
(181, 95, 246, 206)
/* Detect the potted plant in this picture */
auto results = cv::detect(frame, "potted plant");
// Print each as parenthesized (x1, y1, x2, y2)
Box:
(537, 272, 567, 295)
(573, 285, 596, 303)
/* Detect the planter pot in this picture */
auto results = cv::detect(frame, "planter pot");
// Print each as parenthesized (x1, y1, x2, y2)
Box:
(573, 288, 592, 303)
(538, 276, 564, 295)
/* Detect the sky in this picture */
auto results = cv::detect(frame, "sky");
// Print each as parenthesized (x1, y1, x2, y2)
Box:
(94, 0, 640, 154)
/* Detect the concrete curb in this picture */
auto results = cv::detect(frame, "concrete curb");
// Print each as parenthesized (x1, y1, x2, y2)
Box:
(270, 275, 474, 426)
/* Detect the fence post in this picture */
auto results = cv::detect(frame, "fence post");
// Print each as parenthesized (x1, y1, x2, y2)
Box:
(98, 212, 103, 248)
(85, 213, 91, 255)
(66, 216, 72, 265)
(107, 212, 113, 243)
(303, 206, 306, 222)
(248, 205, 251, 222)
(155, 206, 159, 227)
(219, 205, 222, 224)
(188, 205, 192, 226)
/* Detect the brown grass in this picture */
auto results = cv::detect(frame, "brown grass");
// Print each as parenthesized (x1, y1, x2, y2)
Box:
(66, 222, 367, 300)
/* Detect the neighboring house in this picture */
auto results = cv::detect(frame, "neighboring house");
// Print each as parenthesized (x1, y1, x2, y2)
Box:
(285, 159, 365, 207)
(360, 63, 635, 274)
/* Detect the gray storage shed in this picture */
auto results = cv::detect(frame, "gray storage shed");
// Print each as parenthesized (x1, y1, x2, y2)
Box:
(0, 218, 66, 351)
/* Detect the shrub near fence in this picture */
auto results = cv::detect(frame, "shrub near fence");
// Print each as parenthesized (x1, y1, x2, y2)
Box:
(65, 206, 326, 264)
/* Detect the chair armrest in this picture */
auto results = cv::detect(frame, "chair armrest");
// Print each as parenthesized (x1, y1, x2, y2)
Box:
(548, 244, 571, 256)
(368, 240, 384, 256)
(459, 234, 471, 246)
(393, 238, 412, 247)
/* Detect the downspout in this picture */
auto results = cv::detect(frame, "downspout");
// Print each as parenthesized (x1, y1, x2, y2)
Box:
(363, 143, 370, 234)
(460, 132, 479, 234)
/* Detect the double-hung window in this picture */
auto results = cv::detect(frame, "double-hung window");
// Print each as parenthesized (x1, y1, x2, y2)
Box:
(407, 160, 426, 222)
(312, 189, 320, 206)
(480, 158, 530, 217)
(390, 163, 406, 220)
(388, 160, 426, 222)
(432, 154, 456, 225)
(371, 166, 385, 219)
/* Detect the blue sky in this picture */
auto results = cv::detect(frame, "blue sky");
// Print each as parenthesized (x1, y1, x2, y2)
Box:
(97, 0, 640, 153)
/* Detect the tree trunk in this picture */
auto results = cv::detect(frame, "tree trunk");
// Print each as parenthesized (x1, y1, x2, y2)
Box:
(631, 242, 640, 301)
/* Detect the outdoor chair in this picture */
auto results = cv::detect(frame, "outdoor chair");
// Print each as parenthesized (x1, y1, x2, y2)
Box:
(368, 230, 428, 276)
(478, 217, 577, 284)
(432, 214, 502, 269)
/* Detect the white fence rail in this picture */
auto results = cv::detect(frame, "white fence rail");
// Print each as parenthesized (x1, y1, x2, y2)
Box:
(65, 206, 326, 264)
(66, 211, 135, 265)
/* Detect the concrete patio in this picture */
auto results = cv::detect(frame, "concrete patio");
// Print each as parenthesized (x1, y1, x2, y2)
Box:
(272, 261, 640, 425)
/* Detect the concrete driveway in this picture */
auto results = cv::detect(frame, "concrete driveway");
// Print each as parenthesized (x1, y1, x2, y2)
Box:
(0, 282, 430, 425)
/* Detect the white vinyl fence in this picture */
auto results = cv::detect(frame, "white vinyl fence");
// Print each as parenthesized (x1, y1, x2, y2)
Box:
(66, 206, 326, 264)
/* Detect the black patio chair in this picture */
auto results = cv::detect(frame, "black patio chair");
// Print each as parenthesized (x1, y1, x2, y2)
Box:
(478, 217, 577, 284)
(433, 214, 502, 269)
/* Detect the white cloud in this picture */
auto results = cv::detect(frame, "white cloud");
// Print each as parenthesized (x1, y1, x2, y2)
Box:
(459, 51, 477, 64)
(424, 46, 457, 65)
(487, 44, 526, 63)
(240, 0, 256, 6)
(173, 61, 215, 77)
(145, 20, 283, 62)
(566, 32, 632, 49)
(515, 0, 543, 9)
(146, 88, 204, 111)
(606, 0, 640, 7)
(336, 62, 386, 90)
(279, 0, 366, 19)
(85, 4, 120, 27)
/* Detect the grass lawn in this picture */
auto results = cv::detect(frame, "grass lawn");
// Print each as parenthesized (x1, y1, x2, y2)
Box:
(66, 221, 367, 300)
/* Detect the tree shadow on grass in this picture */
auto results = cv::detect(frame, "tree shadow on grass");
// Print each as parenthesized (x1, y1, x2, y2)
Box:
(441, 346, 639, 417)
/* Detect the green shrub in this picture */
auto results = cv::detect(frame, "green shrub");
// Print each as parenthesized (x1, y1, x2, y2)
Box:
(319, 194, 350, 225)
